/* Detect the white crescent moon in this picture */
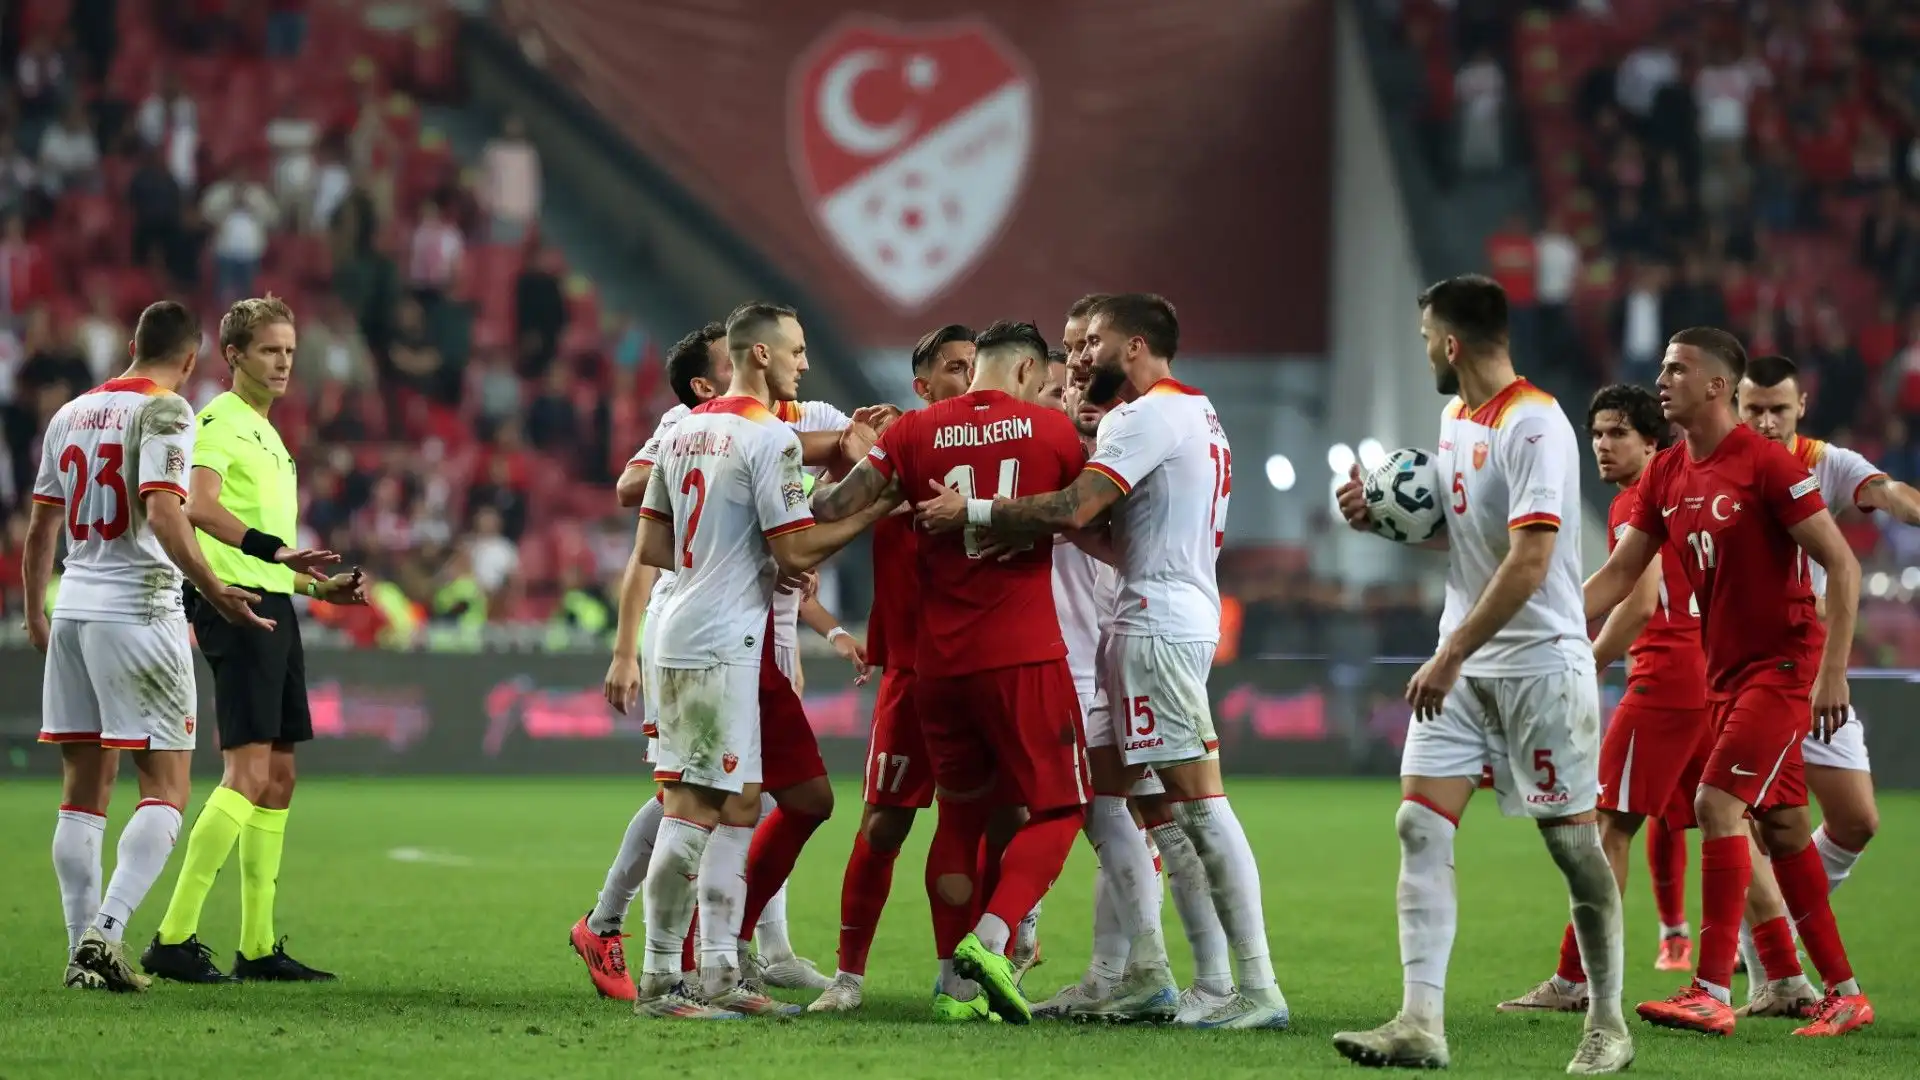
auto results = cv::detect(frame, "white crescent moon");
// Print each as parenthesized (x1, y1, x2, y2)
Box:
(1711, 494, 1732, 520)
(818, 49, 914, 157)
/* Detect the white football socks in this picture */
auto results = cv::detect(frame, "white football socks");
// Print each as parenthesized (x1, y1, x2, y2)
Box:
(1812, 824, 1863, 894)
(1171, 796, 1277, 993)
(1150, 819, 1231, 995)
(1739, 921, 1765, 993)
(1395, 799, 1457, 1031)
(1016, 900, 1042, 958)
(1085, 795, 1163, 967)
(53, 807, 105, 956)
(96, 800, 183, 944)
(1086, 862, 1128, 986)
(641, 815, 710, 978)
(1543, 820, 1626, 1033)
(696, 823, 753, 989)
(589, 796, 665, 935)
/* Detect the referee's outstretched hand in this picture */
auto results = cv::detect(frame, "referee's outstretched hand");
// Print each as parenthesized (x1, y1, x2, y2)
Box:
(208, 585, 276, 632)
(274, 546, 342, 577)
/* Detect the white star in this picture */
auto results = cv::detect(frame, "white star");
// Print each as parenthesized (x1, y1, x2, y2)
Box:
(903, 53, 938, 91)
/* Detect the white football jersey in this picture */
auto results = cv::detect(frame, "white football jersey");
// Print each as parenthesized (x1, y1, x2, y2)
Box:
(641, 396, 814, 667)
(1431, 379, 1591, 677)
(630, 404, 692, 620)
(1792, 435, 1887, 598)
(1052, 537, 1119, 695)
(33, 378, 198, 624)
(769, 399, 851, 651)
(1086, 378, 1229, 643)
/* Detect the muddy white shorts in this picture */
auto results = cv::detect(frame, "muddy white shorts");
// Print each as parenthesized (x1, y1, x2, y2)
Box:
(39, 616, 197, 752)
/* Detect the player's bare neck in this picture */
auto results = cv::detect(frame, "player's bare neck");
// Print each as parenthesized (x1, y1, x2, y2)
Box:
(725, 373, 774, 408)
(1455, 356, 1518, 412)
(1125, 358, 1173, 399)
(122, 363, 181, 393)
(1681, 410, 1737, 461)
(233, 376, 275, 416)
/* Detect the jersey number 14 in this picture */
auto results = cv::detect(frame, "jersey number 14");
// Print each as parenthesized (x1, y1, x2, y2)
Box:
(944, 460, 1019, 559)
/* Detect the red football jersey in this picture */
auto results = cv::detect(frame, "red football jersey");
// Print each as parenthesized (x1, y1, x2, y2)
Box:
(1627, 425, 1826, 699)
(1607, 482, 1707, 709)
(868, 389, 1087, 677)
(864, 511, 919, 672)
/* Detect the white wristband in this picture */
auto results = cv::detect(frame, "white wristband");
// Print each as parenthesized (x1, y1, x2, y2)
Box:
(826, 627, 852, 644)
(966, 498, 994, 527)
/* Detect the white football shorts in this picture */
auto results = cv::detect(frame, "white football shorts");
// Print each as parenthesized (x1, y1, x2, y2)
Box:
(39, 616, 197, 752)
(1101, 633, 1219, 768)
(1077, 687, 1166, 797)
(651, 662, 761, 793)
(640, 610, 665, 738)
(773, 644, 796, 684)
(1801, 706, 1870, 772)
(1402, 668, 1601, 820)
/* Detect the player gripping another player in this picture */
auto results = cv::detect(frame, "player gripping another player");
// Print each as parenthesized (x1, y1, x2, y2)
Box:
(1498, 383, 1709, 1016)
(1333, 276, 1632, 1074)
(1584, 328, 1872, 1038)
(28, 301, 275, 992)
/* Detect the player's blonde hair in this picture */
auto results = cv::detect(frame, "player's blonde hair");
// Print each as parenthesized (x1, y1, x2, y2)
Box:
(219, 294, 297, 357)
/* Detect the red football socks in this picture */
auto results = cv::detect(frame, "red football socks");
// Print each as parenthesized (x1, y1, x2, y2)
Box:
(1556, 922, 1586, 984)
(1647, 817, 1688, 928)
(926, 797, 991, 956)
(1696, 835, 1752, 989)
(1771, 842, 1854, 986)
(983, 807, 1084, 932)
(836, 831, 899, 977)
(736, 807, 826, 944)
(1751, 915, 1803, 979)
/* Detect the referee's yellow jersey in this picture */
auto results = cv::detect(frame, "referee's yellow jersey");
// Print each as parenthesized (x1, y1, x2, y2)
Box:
(194, 391, 299, 594)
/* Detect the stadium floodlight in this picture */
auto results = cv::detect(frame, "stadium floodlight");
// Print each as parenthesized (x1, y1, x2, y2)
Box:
(1356, 438, 1387, 473)
(1265, 454, 1297, 492)
(1868, 571, 1891, 598)
(1902, 566, 1920, 592)
(1326, 443, 1356, 475)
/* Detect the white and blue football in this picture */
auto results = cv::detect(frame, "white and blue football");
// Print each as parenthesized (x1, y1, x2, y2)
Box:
(1363, 448, 1445, 543)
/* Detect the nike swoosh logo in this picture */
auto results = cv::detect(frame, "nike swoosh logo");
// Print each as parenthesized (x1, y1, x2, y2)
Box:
(1662, 506, 1679, 517)
(1730, 765, 1756, 776)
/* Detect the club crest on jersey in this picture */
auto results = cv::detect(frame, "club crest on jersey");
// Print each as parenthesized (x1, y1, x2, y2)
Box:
(722, 752, 739, 775)
(790, 17, 1035, 312)
(183, 715, 195, 735)
(1471, 441, 1489, 471)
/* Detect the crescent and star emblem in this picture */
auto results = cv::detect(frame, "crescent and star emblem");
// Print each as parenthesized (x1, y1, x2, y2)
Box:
(1710, 494, 1740, 521)
(817, 49, 938, 157)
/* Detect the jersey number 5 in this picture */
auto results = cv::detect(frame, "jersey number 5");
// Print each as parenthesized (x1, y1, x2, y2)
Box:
(59, 442, 130, 542)
(679, 468, 707, 569)
(944, 459, 1020, 559)
(1451, 471, 1467, 514)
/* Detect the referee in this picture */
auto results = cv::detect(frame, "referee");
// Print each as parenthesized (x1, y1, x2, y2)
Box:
(142, 296, 366, 984)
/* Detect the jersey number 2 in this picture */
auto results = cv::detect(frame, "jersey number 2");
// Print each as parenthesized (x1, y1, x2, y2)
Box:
(679, 469, 707, 569)
(944, 459, 1019, 559)
(59, 442, 129, 542)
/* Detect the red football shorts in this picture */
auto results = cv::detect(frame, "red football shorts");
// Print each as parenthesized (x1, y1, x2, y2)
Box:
(758, 633, 826, 792)
(1701, 682, 1809, 811)
(914, 659, 1090, 813)
(1597, 698, 1711, 827)
(863, 668, 933, 809)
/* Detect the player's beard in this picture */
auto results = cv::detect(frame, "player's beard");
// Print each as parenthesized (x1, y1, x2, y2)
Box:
(1431, 355, 1460, 397)
(1087, 361, 1128, 406)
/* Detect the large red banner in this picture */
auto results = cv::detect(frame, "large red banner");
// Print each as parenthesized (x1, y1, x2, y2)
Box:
(499, 1, 1331, 354)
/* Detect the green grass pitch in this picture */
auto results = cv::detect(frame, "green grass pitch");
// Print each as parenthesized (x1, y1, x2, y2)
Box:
(0, 778, 1911, 1078)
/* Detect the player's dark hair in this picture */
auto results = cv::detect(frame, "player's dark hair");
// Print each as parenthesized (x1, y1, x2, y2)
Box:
(1087, 293, 1178, 360)
(1744, 353, 1799, 389)
(973, 320, 1050, 364)
(1047, 347, 1067, 365)
(1417, 275, 1508, 350)
(132, 300, 199, 365)
(1669, 326, 1748, 382)
(1067, 293, 1111, 320)
(910, 323, 974, 375)
(1587, 384, 1670, 446)
(666, 322, 726, 408)
(724, 301, 798, 358)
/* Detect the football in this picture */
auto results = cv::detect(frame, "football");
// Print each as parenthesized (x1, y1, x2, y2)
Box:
(1362, 448, 1445, 543)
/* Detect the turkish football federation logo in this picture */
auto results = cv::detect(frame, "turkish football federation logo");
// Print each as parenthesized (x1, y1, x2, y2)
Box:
(791, 17, 1036, 312)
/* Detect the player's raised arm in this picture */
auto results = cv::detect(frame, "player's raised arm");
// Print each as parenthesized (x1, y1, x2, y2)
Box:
(1590, 551, 1663, 670)
(810, 457, 902, 523)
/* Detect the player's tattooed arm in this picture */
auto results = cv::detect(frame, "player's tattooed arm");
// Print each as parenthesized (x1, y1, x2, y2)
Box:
(1856, 475, 1920, 526)
(810, 459, 903, 522)
(917, 467, 1125, 538)
(1583, 525, 1658, 622)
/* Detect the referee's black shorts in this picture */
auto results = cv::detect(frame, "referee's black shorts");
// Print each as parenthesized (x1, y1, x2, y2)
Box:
(186, 588, 313, 749)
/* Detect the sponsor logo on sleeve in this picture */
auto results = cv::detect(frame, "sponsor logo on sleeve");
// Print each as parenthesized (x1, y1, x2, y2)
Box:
(782, 481, 807, 509)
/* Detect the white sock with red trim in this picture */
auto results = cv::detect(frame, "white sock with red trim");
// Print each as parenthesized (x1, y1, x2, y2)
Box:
(1084, 795, 1162, 968)
(590, 795, 665, 935)
(1171, 795, 1276, 993)
(642, 815, 711, 980)
(1150, 819, 1232, 995)
(96, 799, 184, 944)
(53, 806, 106, 956)
(1396, 798, 1457, 1032)
(696, 823, 753, 991)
